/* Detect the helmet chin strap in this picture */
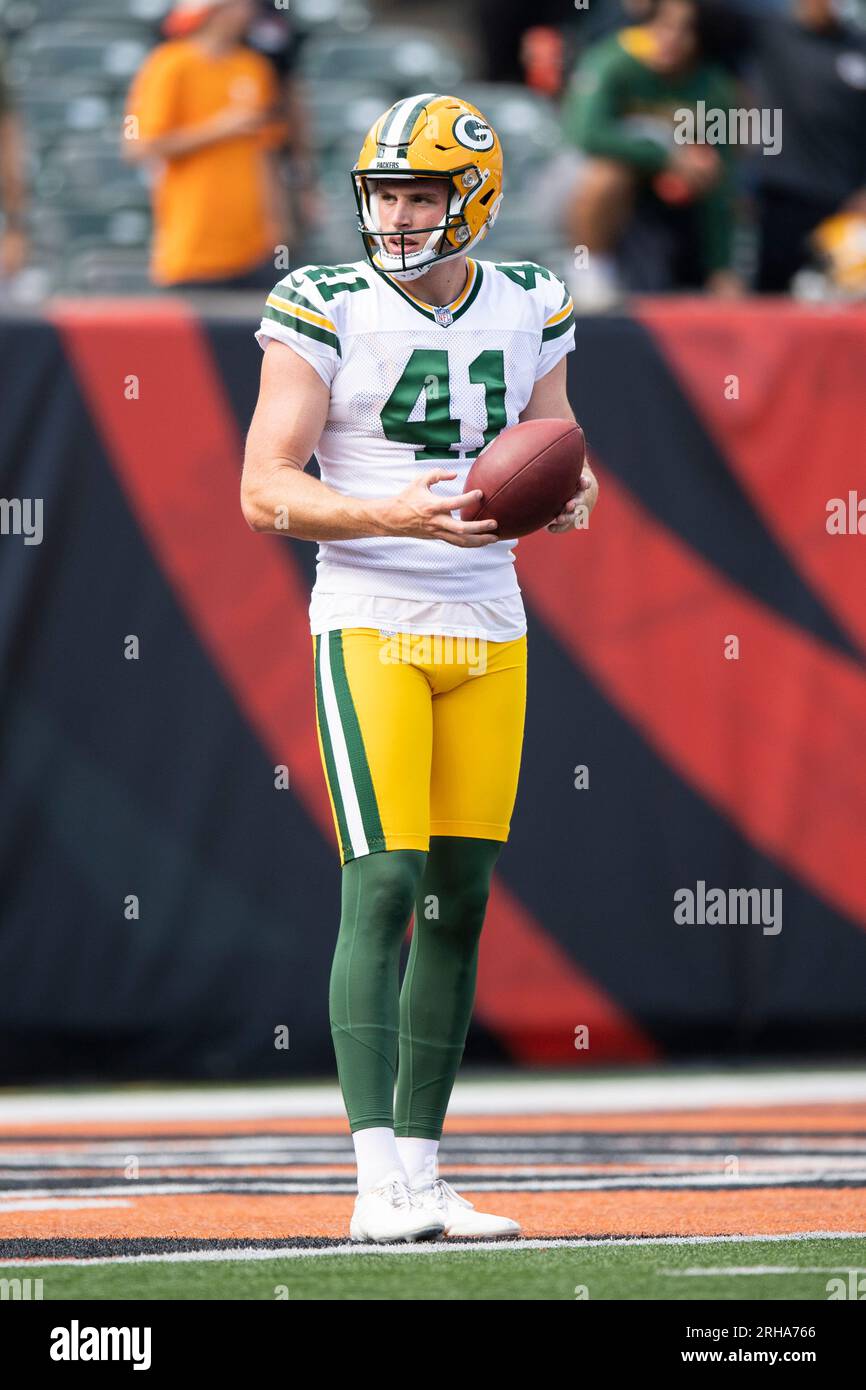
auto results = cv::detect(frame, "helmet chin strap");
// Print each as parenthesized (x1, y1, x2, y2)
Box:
(365, 183, 455, 280)
(373, 231, 446, 281)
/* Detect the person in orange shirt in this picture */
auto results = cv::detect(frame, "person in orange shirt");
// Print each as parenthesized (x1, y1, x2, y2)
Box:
(124, 0, 289, 289)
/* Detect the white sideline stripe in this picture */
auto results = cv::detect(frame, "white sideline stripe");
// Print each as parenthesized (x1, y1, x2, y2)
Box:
(4, 1143, 866, 1166)
(0, 1183, 358, 1199)
(6, 1139, 866, 1164)
(3, 1232, 866, 1267)
(9, 1137, 866, 1157)
(318, 632, 368, 859)
(0, 1199, 131, 1212)
(6, 1158, 864, 1182)
(662, 1266, 866, 1277)
(6, 1167, 866, 1200)
(2, 1070, 866, 1124)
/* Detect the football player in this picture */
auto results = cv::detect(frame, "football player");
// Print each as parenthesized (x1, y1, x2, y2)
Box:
(242, 93, 598, 1242)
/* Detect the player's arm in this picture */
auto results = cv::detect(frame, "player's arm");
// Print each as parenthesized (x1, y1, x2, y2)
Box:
(242, 340, 380, 539)
(241, 340, 498, 546)
(519, 355, 575, 425)
(520, 357, 598, 531)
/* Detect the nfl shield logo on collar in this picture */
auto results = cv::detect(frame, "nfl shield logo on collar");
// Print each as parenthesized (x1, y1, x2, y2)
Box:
(434, 305, 454, 326)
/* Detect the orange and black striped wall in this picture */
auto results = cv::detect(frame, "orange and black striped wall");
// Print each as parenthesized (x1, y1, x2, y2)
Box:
(1, 299, 864, 1083)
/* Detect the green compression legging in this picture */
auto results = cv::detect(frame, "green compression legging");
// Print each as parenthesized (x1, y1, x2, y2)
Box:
(329, 837, 503, 1139)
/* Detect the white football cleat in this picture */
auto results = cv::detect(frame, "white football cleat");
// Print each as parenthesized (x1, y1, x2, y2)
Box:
(349, 1171, 445, 1244)
(411, 1174, 521, 1239)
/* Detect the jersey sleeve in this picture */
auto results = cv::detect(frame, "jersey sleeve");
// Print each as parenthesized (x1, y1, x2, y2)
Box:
(535, 270, 575, 381)
(255, 267, 342, 387)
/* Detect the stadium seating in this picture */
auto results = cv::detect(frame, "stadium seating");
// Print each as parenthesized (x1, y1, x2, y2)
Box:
(1, 0, 168, 27)
(67, 247, 154, 293)
(307, 80, 389, 161)
(14, 82, 118, 139)
(8, 23, 152, 89)
(300, 26, 466, 98)
(291, 0, 371, 34)
(1, 1, 566, 292)
(36, 205, 150, 254)
(36, 133, 150, 214)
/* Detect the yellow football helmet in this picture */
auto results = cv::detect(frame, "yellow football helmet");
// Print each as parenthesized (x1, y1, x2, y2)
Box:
(351, 93, 504, 282)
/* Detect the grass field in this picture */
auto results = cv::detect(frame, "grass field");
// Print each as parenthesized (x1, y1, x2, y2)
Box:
(2, 1066, 865, 1300)
(10, 1236, 866, 1301)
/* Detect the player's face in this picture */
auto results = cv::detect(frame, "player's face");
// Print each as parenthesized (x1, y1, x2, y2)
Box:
(370, 179, 451, 258)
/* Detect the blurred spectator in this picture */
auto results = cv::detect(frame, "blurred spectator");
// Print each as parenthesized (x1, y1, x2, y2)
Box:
(520, 26, 567, 97)
(476, 0, 577, 86)
(123, 0, 289, 290)
(246, 0, 320, 245)
(476, 0, 657, 95)
(560, 0, 742, 307)
(702, 0, 866, 293)
(0, 41, 28, 281)
(568, 0, 657, 46)
(246, 0, 304, 81)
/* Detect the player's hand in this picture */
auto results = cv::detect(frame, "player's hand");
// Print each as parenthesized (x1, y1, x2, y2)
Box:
(546, 464, 598, 533)
(380, 468, 500, 547)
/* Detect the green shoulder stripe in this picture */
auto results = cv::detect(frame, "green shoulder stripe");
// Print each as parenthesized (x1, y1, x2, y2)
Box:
(541, 311, 575, 343)
(262, 302, 342, 356)
(268, 280, 323, 315)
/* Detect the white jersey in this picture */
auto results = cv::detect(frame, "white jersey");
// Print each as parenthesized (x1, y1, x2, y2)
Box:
(255, 256, 575, 639)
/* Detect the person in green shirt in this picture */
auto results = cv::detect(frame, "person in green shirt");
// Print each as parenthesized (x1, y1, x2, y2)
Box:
(560, 0, 743, 307)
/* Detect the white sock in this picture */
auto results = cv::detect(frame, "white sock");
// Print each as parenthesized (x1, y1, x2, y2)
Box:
(352, 1127, 407, 1195)
(396, 1137, 440, 1186)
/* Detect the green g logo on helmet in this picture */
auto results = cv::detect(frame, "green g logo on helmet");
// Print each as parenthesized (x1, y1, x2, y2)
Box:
(453, 114, 495, 151)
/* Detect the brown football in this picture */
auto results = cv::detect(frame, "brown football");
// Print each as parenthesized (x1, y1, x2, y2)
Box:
(460, 418, 586, 539)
